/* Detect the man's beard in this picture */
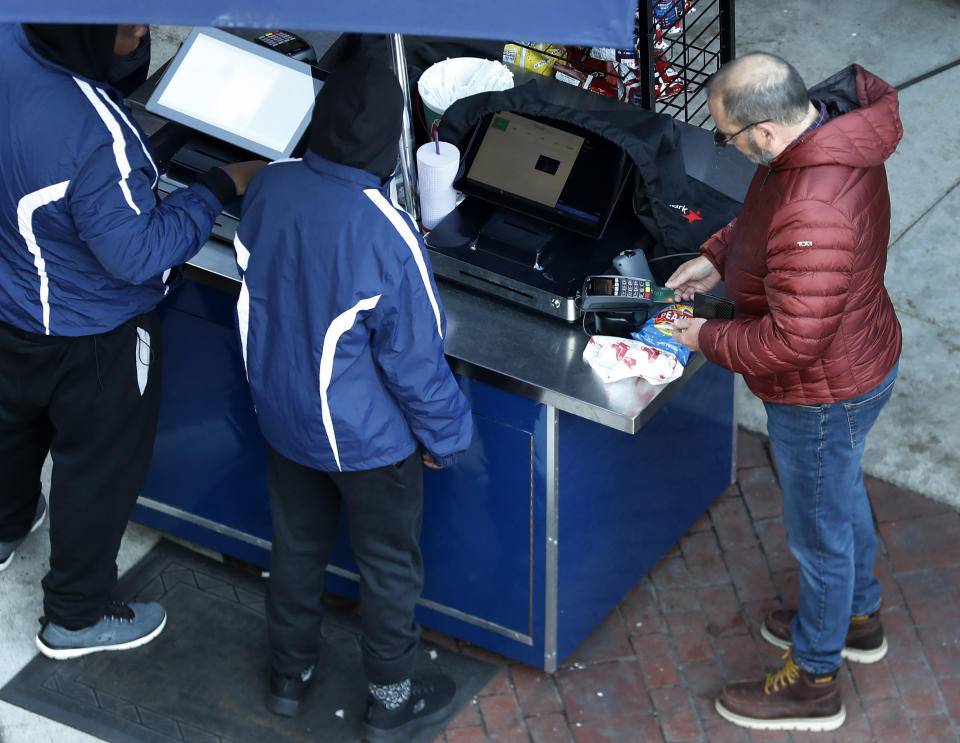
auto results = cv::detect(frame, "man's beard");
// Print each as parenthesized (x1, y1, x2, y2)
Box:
(745, 130, 775, 165)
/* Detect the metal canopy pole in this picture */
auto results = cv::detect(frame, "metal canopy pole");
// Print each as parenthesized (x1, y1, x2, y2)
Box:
(390, 33, 419, 224)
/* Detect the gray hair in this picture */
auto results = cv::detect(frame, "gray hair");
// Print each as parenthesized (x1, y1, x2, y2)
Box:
(707, 52, 810, 127)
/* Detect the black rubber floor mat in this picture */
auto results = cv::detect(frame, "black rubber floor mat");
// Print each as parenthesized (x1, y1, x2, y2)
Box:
(0, 538, 497, 743)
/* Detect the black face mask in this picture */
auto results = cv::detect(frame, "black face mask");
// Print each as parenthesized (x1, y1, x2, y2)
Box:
(107, 29, 151, 97)
(308, 56, 404, 182)
(23, 23, 117, 83)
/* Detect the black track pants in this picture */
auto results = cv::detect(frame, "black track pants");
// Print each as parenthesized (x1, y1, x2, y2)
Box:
(266, 445, 424, 685)
(0, 311, 162, 628)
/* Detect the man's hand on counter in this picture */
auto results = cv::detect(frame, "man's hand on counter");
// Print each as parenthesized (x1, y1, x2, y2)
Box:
(221, 160, 269, 196)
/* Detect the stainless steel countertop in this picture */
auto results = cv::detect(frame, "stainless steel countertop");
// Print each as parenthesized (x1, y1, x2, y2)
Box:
(185, 239, 704, 435)
(438, 282, 706, 434)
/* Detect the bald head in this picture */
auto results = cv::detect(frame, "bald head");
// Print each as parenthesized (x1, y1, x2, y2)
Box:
(708, 53, 810, 128)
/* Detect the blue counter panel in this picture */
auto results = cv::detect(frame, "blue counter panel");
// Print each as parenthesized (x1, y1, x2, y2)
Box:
(142, 286, 270, 540)
(554, 360, 734, 663)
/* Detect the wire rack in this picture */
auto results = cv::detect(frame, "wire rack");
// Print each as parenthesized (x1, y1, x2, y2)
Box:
(639, 0, 735, 127)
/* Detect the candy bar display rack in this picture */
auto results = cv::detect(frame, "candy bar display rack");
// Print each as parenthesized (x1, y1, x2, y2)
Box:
(638, 0, 735, 126)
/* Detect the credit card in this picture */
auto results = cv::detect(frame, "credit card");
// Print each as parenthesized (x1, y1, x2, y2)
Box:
(652, 286, 675, 303)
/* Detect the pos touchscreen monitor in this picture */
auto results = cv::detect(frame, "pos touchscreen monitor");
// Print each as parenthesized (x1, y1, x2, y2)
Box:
(146, 27, 323, 161)
(455, 111, 632, 239)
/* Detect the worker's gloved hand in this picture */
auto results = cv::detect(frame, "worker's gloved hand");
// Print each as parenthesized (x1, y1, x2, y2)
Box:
(221, 160, 269, 196)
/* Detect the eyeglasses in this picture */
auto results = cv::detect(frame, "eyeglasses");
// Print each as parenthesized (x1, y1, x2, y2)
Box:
(713, 119, 771, 147)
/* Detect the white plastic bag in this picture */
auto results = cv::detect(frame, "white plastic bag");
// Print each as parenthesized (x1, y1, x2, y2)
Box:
(582, 334, 684, 385)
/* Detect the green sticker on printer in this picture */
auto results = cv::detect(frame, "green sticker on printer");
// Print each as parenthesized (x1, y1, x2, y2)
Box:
(492, 116, 509, 132)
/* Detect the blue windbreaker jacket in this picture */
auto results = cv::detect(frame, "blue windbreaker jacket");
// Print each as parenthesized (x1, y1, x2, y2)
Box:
(0, 24, 223, 336)
(234, 152, 473, 472)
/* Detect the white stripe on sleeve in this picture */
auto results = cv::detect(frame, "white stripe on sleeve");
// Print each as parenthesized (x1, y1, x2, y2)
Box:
(97, 88, 158, 188)
(319, 295, 382, 471)
(74, 78, 142, 215)
(363, 188, 443, 339)
(17, 181, 70, 335)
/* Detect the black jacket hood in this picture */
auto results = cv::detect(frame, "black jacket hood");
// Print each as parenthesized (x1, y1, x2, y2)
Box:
(309, 57, 403, 181)
(23, 23, 117, 83)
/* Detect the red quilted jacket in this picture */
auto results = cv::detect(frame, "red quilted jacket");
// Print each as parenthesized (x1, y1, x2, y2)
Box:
(699, 65, 903, 405)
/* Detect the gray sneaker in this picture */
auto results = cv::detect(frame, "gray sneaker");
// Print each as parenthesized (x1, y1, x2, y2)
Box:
(0, 494, 47, 572)
(36, 601, 167, 660)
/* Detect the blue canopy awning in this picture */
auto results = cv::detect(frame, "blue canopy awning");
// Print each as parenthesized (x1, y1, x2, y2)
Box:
(2, 0, 638, 48)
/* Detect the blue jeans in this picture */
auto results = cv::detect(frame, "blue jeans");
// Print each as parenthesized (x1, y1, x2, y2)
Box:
(762, 363, 898, 674)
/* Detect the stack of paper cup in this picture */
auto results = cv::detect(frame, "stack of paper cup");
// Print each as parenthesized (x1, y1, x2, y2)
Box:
(416, 141, 460, 230)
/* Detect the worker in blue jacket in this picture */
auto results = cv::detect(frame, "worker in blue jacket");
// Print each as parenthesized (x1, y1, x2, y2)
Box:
(0, 23, 264, 659)
(233, 57, 473, 740)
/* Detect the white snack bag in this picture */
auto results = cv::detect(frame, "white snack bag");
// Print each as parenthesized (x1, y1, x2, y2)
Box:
(582, 334, 684, 385)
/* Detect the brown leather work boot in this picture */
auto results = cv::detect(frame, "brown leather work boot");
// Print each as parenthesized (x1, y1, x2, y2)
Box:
(761, 608, 888, 663)
(715, 651, 845, 732)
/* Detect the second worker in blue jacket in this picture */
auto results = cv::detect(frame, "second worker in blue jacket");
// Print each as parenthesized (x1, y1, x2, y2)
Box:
(233, 57, 473, 740)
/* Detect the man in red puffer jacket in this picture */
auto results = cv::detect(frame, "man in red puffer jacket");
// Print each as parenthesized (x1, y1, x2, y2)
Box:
(667, 52, 902, 733)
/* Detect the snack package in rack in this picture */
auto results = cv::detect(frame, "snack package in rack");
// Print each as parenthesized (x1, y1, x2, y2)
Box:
(655, 57, 685, 100)
(587, 46, 637, 63)
(502, 42, 566, 76)
(653, 0, 694, 35)
(552, 61, 618, 98)
(513, 2, 695, 106)
(652, 0, 682, 31)
(565, 46, 592, 65)
(617, 58, 643, 105)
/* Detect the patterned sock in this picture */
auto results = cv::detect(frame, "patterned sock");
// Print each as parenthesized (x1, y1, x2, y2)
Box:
(369, 679, 411, 710)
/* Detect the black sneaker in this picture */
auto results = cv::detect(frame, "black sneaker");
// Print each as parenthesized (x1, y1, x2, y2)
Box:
(0, 494, 47, 572)
(36, 601, 166, 660)
(361, 673, 457, 743)
(265, 665, 315, 717)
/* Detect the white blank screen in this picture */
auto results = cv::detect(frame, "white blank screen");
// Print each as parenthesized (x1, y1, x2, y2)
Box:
(155, 33, 316, 156)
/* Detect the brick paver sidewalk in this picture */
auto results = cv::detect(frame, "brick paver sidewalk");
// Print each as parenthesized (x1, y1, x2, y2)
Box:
(430, 429, 960, 743)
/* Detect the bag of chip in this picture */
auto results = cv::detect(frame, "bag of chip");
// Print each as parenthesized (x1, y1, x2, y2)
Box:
(630, 302, 694, 368)
(552, 62, 618, 98)
(502, 42, 566, 76)
(617, 58, 643, 105)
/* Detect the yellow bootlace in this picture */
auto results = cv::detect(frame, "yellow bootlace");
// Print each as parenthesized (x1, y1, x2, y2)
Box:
(764, 650, 800, 694)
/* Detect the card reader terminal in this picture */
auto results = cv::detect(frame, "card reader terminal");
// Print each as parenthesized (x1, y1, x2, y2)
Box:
(254, 30, 316, 63)
(580, 275, 679, 313)
(580, 275, 653, 312)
